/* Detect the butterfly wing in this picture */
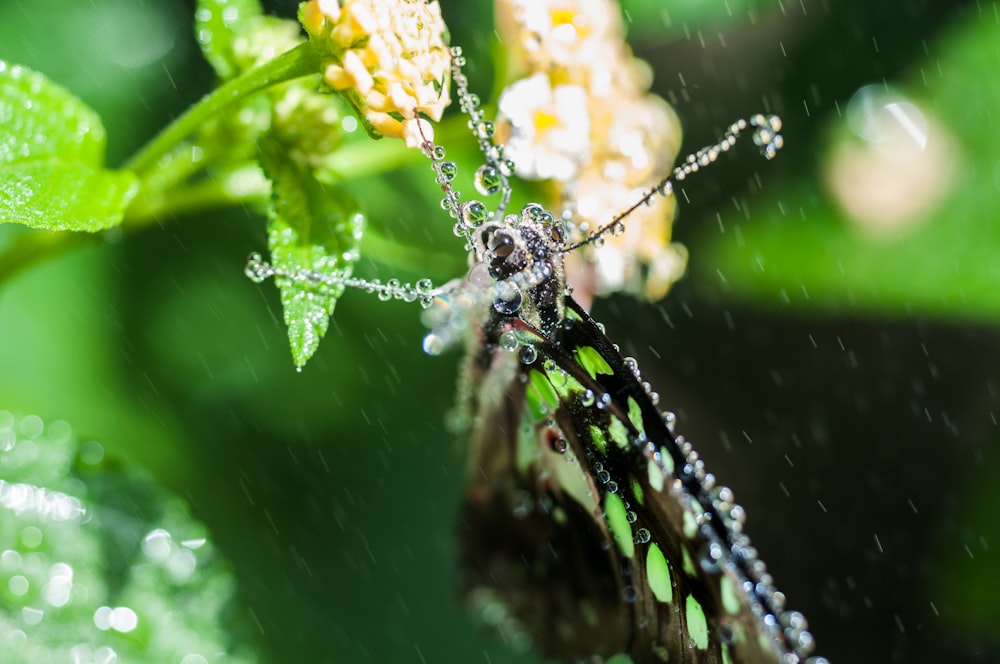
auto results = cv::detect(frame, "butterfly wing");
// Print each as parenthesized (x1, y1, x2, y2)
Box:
(460, 296, 808, 663)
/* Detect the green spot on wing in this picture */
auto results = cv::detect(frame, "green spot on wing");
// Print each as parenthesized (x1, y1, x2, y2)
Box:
(648, 459, 665, 492)
(529, 369, 559, 411)
(683, 510, 698, 539)
(685, 595, 710, 650)
(525, 381, 548, 422)
(608, 415, 630, 450)
(627, 396, 644, 432)
(720, 575, 741, 615)
(575, 345, 613, 380)
(683, 547, 697, 577)
(630, 478, 644, 505)
(544, 362, 585, 400)
(605, 655, 636, 664)
(604, 492, 634, 558)
(588, 424, 608, 455)
(646, 543, 673, 604)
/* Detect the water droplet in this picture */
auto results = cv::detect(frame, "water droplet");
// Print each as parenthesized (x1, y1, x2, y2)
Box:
(438, 161, 458, 182)
(581, 390, 595, 407)
(699, 542, 723, 573)
(519, 344, 538, 365)
(422, 334, 445, 356)
(460, 200, 489, 228)
(499, 330, 520, 352)
(553, 438, 568, 453)
(19, 415, 43, 439)
(474, 164, 503, 196)
(511, 490, 532, 518)
(244, 253, 271, 283)
(662, 411, 677, 432)
(8, 574, 29, 596)
(109, 606, 138, 633)
(493, 284, 523, 315)
(634, 528, 651, 544)
(467, 262, 492, 287)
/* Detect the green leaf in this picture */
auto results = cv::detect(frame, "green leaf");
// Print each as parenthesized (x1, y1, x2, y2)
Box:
(259, 132, 364, 368)
(0, 411, 257, 663)
(698, 11, 1000, 321)
(620, 0, 778, 39)
(194, 0, 264, 80)
(0, 61, 138, 231)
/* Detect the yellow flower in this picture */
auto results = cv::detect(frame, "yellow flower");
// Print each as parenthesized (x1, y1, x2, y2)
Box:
(496, 0, 622, 74)
(495, 73, 591, 181)
(494, 0, 686, 301)
(300, 0, 451, 147)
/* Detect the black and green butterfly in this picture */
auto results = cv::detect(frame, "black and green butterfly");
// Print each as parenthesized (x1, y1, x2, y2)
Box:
(250, 47, 825, 664)
(426, 53, 824, 664)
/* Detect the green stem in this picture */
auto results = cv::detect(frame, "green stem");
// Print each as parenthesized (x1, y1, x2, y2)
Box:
(125, 41, 322, 176)
(127, 166, 271, 224)
(0, 230, 88, 285)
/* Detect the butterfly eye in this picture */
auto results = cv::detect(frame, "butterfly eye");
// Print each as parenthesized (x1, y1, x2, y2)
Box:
(488, 231, 516, 259)
(487, 231, 529, 279)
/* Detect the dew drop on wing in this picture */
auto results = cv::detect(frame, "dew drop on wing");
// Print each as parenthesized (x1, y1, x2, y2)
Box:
(493, 285, 523, 315)
(499, 330, 520, 352)
(518, 344, 538, 365)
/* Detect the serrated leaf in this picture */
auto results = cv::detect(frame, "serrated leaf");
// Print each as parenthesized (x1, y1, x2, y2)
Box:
(0, 60, 138, 231)
(259, 133, 364, 368)
(0, 161, 138, 231)
(194, 0, 264, 80)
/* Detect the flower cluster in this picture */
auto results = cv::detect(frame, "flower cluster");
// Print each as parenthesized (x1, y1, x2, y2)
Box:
(300, 0, 451, 147)
(494, 0, 686, 301)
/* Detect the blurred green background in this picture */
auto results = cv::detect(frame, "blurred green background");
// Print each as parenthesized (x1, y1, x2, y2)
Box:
(1, 0, 999, 662)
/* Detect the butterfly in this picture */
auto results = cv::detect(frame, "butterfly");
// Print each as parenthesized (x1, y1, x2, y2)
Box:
(248, 46, 825, 664)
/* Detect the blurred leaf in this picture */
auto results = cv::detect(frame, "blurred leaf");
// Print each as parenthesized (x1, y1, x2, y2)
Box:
(0, 411, 257, 663)
(697, 10, 1000, 320)
(0, 61, 137, 231)
(259, 132, 364, 368)
(620, 0, 778, 38)
(936, 435, 1000, 645)
(0, 0, 191, 164)
(195, 0, 264, 80)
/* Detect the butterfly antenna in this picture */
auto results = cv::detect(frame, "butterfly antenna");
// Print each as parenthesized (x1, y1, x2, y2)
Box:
(413, 47, 514, 262)
(244, 252, 438, 307)
(559, 114, 784, 254)
(450, 47, 514, 218)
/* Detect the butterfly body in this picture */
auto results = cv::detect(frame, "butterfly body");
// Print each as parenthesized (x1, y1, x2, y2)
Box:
(449, 204, 817, 663)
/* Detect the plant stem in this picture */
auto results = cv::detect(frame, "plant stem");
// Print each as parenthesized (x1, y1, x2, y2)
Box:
(125, 41, 321, 176)
(0, 230, 88, 285)
(127, 166, 271, 224)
